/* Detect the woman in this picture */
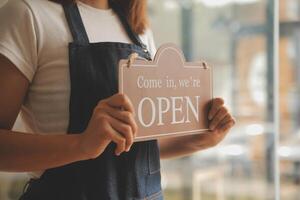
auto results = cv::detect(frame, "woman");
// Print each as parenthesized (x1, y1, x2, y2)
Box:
(0, 0, 235, 199)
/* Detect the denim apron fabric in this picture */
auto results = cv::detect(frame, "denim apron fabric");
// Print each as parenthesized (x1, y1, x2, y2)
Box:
(19, 1, 162, 200)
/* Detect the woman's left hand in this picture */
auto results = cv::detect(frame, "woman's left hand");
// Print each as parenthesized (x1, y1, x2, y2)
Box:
(192, 98, 235, 149)
(158, 97, 236, 159)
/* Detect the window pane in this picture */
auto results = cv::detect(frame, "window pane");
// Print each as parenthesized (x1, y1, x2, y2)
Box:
(279, 0, 300, 199)
(149, 0, 277, 199)
(0, 0, 278, 200)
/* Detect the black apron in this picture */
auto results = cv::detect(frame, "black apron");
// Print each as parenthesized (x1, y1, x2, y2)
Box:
(20, 1, 162, 200)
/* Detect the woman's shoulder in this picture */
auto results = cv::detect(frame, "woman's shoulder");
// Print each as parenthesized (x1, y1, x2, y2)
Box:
(140, 28, 154, 42)
(0, 0, 63, 37)
(0, 0, 30, 14)
(0, 0, 36, 31)
(140, 28, 157, 59)
(1, 0, 54, 11)
(0, 0, 59, 19)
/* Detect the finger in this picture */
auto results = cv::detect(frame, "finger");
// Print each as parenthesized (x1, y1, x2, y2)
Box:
(208, 98, 224, 120)
(108, 116, 134, 152)
(218, 119, 235, 133)
(107, 93, 135, 115)
(218, 116, 235, 128)
(211, 114, 231, 131)
(100, 106, 138, 136)
(209, 107, 228, 130)
(105, 125, 126, 156)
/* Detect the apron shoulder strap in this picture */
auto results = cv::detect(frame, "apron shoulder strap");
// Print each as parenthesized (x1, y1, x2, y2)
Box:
(62, 2, 90, 45)
(62, 0, 150, 54)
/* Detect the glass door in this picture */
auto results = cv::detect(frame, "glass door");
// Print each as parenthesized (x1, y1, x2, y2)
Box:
(0, 0, 279, 199)
(148, 0, 278, 199)
(278, 0, 300, 199)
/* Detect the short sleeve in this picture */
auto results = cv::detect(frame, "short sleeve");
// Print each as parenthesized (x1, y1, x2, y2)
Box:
(140, 28, 157, 60)
(0, 0, 38, 82)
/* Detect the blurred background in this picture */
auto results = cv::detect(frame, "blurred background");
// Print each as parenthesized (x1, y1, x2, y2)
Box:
(279, 0, 300, 199)
(1, 0, 298, 199)
(149, 0, 278, 199)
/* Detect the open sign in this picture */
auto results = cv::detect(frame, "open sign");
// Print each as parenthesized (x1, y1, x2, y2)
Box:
(119, 43, 213, 141)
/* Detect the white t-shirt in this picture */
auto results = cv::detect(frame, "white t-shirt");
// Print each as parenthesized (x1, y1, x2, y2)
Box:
(0, 0, 156, 176)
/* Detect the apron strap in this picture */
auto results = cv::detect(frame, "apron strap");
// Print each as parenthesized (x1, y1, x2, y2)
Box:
(62, 0, 151, 55)
(62, 2, 90, 45)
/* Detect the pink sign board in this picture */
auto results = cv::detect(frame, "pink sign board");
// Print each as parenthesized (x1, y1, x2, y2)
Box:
(119, 43, 213, 141)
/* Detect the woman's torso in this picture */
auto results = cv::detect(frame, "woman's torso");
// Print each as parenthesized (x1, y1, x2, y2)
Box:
(0, 0, 156, 177)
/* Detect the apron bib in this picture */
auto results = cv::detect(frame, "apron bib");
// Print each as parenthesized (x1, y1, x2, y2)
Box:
(20, 1, 162, 199)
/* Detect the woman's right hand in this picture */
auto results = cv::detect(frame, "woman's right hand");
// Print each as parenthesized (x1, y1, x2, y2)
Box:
(79, 93, 138, 159)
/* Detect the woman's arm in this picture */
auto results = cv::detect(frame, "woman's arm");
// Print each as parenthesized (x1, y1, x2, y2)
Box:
(0, 54, 137, 172)
(158, 98, 235, 159)
(0, 130, 86, 172)
(0, 54, 87, 172)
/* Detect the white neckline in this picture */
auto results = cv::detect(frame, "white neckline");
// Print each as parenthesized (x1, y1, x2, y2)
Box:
(77, 1, 113, 15)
